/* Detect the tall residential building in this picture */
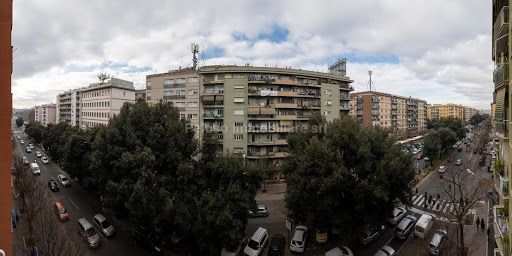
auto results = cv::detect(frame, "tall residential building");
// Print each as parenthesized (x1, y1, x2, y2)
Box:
(34, 103, 57, 126)
(349, 91, 427, 138)
(56, 89, 81, 126)
(464, 106, 479, 122)
(198, 65, 352, 163)
(146, 67, 201, 136)
(426, 104, 465, 121)
(492, 1, 512, 255)
(80, 77, 135, 129)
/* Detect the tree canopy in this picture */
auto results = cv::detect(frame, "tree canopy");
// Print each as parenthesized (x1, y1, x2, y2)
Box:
(427, 118, 466, 139)
(284, 116, 414, 244)
(15, 116, 24, 127)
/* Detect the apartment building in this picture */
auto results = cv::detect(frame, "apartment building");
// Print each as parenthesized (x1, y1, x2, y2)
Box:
(135, 89, 146, 101)
(34, 103, 57, 126)
(426, 104, 465, 121)
(56, 89, 80, 126)
(492, 1, 512, 255)
(80, 77, 135, 129)
(146, 68, 201, 136)
(349, 91, 427, 138)
(464, 106, 479, 122)
(198, 64, 352, 163)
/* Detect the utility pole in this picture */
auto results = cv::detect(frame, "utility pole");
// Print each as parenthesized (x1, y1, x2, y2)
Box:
(191, 43, 199, 70)
(368, 70, 373, 91)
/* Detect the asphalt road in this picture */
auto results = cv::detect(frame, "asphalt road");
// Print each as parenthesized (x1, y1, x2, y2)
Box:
(13, 130, 149, 256)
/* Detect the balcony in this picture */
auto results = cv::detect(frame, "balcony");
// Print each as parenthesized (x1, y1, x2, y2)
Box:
(248, 139, 288, 146)
(278, 91, 297, 97)
(203, 113, 224, 119)
(496, 121, 509, 140)
(495, 6, 510, 39)
(247, 151, 289, 159)
(273, 79, 297, 85)
(275, 103, 297, 109)
(340, 105, 350, 111)
(494, 204, 510, 255)
(203, 89, 224, 95)
(248, 106, 275, 116)
(494, 64, 510, 90)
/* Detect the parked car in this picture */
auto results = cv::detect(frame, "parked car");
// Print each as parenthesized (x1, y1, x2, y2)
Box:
(290, 225, 308, 253)
(54, 201, 69, 221)
(22, 156, 29, 165)
(267, 234, 285, 256)
(77, 218, 100, 248)
(374, 245, 396, 256)
(48, 178, 59, 192)
(25, 147, 32, 153)
(325, 246, 354, 256)
(93, 214, 116, 238)
(455, 159, 462, 166)
(437, 166, 446, 174)
(243, 227, 269, 256)
(360, 225, 385, 245)
(388, 206, 407, 225)
(221, 238, 248, 256)
(20, 140, 24, 144)
(35, 151, 42, 158)
(396, 215, 417, 240)
(28, 143, 34, 149)
(41, 156, 49, 164)
(248, 203, 269, 218)
(30, 162, 40, 175)
(414, 214, 433, 239)
(429, 229, 448, 255)
(58, 174, 71, 187)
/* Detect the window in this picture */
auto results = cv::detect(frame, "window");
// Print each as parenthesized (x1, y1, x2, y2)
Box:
(234, 134, 244, 141)
(233, 98, 245, 103)
(235, 122, 244, 127)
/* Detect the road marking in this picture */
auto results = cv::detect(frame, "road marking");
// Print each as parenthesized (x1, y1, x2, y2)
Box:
(442, 203, 450, 213)
(69, 198, 80, 210)
(413, 194, 423, 205)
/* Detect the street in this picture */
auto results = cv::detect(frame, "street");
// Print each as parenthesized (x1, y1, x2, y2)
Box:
(246, 131, 492, 256)
(12, 129, 150, 256)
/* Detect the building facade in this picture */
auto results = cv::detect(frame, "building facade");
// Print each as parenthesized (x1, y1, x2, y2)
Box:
(135, 89, 146, 101)
(492, 1, 512, 255)
(56, 89, 80, 126)
(146, 68, 200, 136)
(80, 77, 135, 129)
(426, 104, 465, 121)
(349, 91, 427, 138)
(198, 65, 353, 163)
(34, 104, 56, 126)
(464, 106, 479, 122)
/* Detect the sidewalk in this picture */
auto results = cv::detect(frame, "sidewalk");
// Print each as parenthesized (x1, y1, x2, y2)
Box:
(465, 200, 489, 256)
(255, 182, 286, 201)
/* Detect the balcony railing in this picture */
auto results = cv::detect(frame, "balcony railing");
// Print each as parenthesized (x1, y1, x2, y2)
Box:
(203, 113, 224, 119)
(494, 64, 510, 89)
(494, 204, 510, 255)
(248, 106, 275, 115)
(496, 121, 509, 140)
(495, 6, 510, 39)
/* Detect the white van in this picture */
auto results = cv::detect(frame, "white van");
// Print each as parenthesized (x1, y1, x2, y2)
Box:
(414, 214, 433, 238)
(30, 163, 40, 175)
(243, 227, 268, 256)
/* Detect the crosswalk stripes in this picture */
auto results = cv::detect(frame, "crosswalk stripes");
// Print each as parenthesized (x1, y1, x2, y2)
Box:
(410, 194, 458, 215)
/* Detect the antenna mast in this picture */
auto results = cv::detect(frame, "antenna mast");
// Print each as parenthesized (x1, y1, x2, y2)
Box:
(191, 43, 199, 70)
(368, 70, 373, 91)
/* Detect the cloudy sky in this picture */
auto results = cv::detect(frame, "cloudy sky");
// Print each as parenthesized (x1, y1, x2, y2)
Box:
(12, 0, 493, 109)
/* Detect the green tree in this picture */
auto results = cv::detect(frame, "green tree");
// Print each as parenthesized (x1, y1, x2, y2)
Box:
(423, 127, 457, 160)
(428, 118, 466, 139)
(15, 116, 24, 127)
(284, 116, 414, 244)
(62, 129, 98, 188)
(42, 122, 75, 163)
(25, 122, 45, 144)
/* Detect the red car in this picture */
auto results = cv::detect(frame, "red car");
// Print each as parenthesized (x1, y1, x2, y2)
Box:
(54, 201, 70, 221)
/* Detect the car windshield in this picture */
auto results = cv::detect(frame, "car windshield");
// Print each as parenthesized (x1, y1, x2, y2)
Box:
(86, 228, 97, 237)
(101, 220, 112, 228)
(247, 240, 259, 250)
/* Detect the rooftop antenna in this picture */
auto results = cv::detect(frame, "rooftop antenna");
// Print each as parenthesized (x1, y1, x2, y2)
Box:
(191, 43, 199, 70)
(368, 70, 373, 91)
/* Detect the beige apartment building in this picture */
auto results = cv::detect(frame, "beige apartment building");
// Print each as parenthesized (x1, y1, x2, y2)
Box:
(349, 91, 427, 138)
(146, 68, 201, 136)
(464, 106, 479, 122)
(56, 89, 80, 126)
(426, 104, 465, 121)
(492, 1, 512, 255)
(34, 103, 56, 126)
(198, 63, 352, 163)
(135, 89, 146, 101)
(80, 77, 135, 129)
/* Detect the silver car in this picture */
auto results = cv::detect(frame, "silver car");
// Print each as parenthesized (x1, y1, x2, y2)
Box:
(374, 245, 396, 256)
(429, 229, 447, 255)
(93, 214, 115, 238)
(58, 174, 71, 187)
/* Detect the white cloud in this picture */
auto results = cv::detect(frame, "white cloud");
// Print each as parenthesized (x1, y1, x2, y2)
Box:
(13, 0, 493, 109)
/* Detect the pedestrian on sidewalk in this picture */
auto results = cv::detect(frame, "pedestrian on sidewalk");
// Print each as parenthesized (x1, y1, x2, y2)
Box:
(481, 219, 485, 231)
(487, 227, 491, 237)
(476, 218, 480, 229)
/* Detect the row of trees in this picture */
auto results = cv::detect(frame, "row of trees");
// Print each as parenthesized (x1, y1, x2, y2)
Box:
(25, 101, 262, 255)
(424, 118, 467, 160)
(284, 116, 415, 244)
